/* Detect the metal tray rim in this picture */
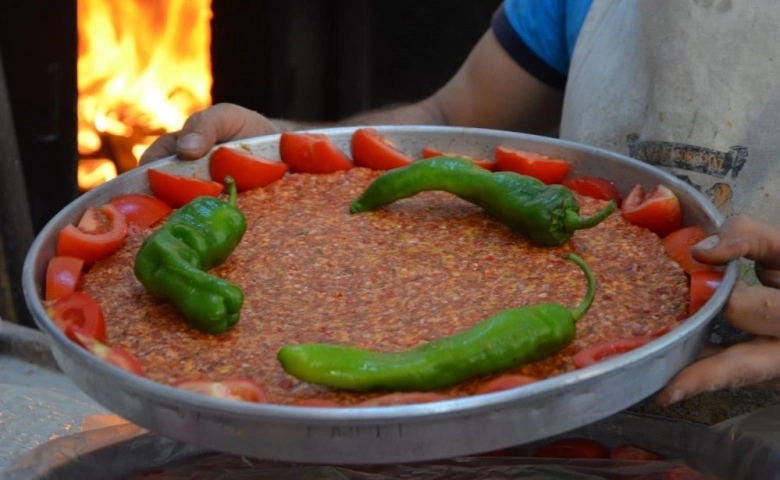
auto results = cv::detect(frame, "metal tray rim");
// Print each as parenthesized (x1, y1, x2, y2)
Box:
(22, 125, 737, 461)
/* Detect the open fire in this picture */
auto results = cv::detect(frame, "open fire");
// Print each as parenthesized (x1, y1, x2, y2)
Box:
(77, 0, 213, 191)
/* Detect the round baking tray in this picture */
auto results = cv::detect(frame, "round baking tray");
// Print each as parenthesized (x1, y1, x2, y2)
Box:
(22, 126, 737, 464)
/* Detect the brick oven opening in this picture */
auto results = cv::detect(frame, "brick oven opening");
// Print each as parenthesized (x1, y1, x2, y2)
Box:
(77, 0, 213, 192)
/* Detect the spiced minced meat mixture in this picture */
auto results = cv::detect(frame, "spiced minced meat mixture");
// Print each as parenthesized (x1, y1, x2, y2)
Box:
(82, 168, 689, 405)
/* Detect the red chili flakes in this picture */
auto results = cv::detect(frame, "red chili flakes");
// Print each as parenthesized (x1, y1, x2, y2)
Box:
(82, 168, 689, 405)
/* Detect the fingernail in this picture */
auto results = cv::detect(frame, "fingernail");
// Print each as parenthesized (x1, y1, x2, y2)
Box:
(692, 234, 720, 251)
(658, 388, 685, 406)
(178, 133, 204, 153)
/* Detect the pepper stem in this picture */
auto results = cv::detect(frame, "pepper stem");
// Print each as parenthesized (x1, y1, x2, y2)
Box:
(563, 200, 617, 232)
(563, 253, 596, 321)
(224, 176, 237, 206)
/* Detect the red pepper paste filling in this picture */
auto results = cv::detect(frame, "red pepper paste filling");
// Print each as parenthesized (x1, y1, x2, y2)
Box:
(82, 168, 689, 405)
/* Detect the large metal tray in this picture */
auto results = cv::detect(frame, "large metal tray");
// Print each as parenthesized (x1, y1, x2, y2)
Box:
(22, 126, 737, 464)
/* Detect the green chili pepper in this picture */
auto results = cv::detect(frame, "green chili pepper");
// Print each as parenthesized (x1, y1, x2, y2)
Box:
(277, 252, 595, 392)
(350, 157, 616, 246)
(134, 177, 247, 334)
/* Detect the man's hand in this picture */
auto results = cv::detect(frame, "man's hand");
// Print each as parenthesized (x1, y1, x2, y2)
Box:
(657, 215, 780, 405)
(139, 103, 285, 165)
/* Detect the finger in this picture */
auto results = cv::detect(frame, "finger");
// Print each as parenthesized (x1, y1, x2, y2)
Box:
(139, 132, 180, 165)
(656, 337, 780, 405)
(696, 343, 724, 359)
(692, 215, 780, 271)
(720, 281, 780, 337)
(756, 262, 780, 289)
(176, 103, 279, 159)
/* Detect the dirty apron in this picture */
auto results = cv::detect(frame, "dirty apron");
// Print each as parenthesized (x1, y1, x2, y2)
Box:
(561, 0, 780, 225)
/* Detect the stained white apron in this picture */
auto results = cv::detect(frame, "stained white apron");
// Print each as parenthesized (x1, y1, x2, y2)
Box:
(561, 0, 780, 223)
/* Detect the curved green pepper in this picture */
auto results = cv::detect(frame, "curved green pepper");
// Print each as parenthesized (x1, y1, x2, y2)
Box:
(350, 157, 616, 246)
(277, 253, 595, 392)
(134, 177, 247, 334)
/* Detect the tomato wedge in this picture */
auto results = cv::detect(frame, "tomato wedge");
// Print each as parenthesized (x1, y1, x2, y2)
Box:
(109, 193, 172, 232)
(621, 184, 682, 237)
(534, 438, 609, 459)
(67, 325, 144, 376)
(147, 168, 224, 208)
(662, 226, 718, 274)
(354, 392, 451, 407)
(610, 444, 663, 461)
(279, 132, 353, 173)
(494, 146, 571, 184)
(351, 128, 414, 170)
(209, 146, 289, 191)
(689, 271, 724, 315)
(45, 256, 85, 301)
(476, 374, 538, 394)
(56, 204, 128, 266)
(175, 378, 268, 402)
(421, 147, 495, 171)
(46, 291, 106, 342)
(562, 177, 622, 204)
(573, 336, 656, 369)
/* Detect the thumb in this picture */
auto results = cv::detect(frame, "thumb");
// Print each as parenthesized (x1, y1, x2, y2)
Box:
(175, 103, 282, 160)
(692, 215, 780, 269)
(656, 337, 780, 406)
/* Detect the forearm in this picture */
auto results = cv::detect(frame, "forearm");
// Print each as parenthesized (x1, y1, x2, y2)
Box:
(141, 28, 563, 165)
(271, 99, 444, 133)
(139, 100, 444, 164)
(273, 30, 567, 136)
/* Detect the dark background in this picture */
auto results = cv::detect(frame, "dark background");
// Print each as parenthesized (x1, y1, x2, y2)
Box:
(0, 0, 500, 326)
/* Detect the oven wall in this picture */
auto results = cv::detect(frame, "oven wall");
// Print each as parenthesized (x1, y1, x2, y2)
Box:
(0, 0, 77, 326)
(0, 1, 79, 234)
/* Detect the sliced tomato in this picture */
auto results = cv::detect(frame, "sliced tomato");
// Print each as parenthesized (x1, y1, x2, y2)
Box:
(67, 325, 144, 376)
(45, 256, 85, 301)
(621, 184, 682, 237)
(610, 444, 663, 461)
(534, 438, 609, 459)
(109, 193, 172, 232)
(56, 204, 128, 266)
(46, 291, 106, 342)
(175, 378, 269, 403)
(573, 336, 656, 369)
(354, 392, 451, 407)
(351, 128, 414, 170)
(662, 226, 718, 274)
(147, 168, 224, 208)
(291, 398, 342, 408)
(562, 177, 622, 204)
(476, 374, 538, 394)
(494, 146, 571, 184)
(279, 132, 353, 173)
(209, 146, 289, 191)
(421, 147, 495, 171)
(689, 271, 724, 315)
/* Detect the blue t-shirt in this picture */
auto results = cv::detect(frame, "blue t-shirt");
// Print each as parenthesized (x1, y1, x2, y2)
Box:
(492, 0, 593, 89)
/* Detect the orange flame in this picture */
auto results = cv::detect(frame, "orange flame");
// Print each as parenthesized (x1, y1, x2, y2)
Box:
(77, 159, 118, 192)
(77, 0, 212, 188)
